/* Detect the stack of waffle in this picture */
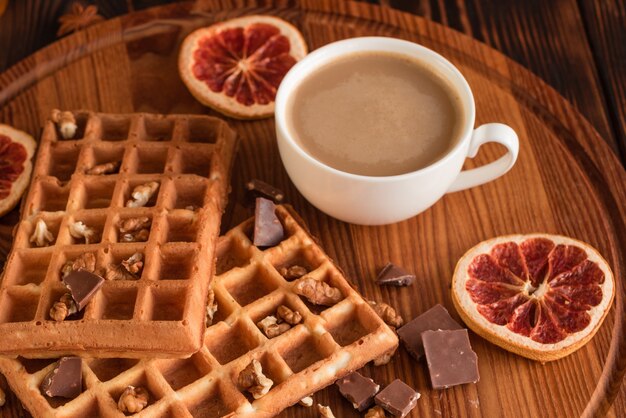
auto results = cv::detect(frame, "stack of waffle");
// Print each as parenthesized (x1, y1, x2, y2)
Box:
(0, 111, 398, 417)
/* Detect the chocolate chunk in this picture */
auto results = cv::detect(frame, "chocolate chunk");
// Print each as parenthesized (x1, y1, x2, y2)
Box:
(376, 263, 415, 286)
(397, 304, 462, 359)
(253, 197, 284, 247)
(63, 269, 105, 310)
(336, 372, 380, 411)
(246, 179, 285, 203)
(422, 329, 480, 389)
(40, 357, 82, 398)
(374, 379, 419, 417)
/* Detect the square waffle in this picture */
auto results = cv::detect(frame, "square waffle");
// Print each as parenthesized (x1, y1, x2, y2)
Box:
(0, 205, 398, 417)
(0, 111, 237, 358)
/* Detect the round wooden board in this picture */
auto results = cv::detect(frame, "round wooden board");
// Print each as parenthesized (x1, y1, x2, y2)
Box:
(0, 1, 625, 417)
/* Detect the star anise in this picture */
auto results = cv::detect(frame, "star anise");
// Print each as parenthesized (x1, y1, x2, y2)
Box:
(57, 2, 105, 37)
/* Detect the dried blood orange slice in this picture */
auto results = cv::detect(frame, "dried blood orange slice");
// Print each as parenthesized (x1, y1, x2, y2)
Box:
(452, 234, 615, 361)
(0, 125, 36, 217)
(178, 15, 307, 119)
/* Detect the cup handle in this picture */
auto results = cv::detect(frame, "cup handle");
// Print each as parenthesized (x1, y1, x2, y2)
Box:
(447, 123, 519, 193)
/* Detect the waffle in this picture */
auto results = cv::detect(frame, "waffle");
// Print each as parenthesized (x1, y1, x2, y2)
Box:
(0, 205, 399, 417)
(0, 111, 237, 358)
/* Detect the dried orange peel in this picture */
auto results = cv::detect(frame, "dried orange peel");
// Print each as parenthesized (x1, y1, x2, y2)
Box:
(179, 15, 307, 119)
(452, 234, 615, 361)
(0, 124, 36, 217)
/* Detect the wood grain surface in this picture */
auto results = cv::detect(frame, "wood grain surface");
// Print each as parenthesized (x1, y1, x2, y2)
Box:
(578, 0, 626, 167)
(0, 0, 625, 417)
(0, 0, 625, 165)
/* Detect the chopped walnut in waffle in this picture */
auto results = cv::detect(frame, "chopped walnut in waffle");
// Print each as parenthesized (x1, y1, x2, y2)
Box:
(294, 277, 343, 306)
(206, 288, 218, 326)
(69, 221, 98, 244)
(86, 161, 119, 175)
(50, 109, 77, 139)
(61, 253, 96, 279)
(126, 181, 159, 208)
(49, 293, 78, 322)
(119, 217, 151, 242)
(30, 219, 54, 247)
(279, 265, 308, 280)
(238, 359, 273, 399)
(118, 386, 149, 414)
(257, 315, 291, 338)
(106, 253, 144, 280)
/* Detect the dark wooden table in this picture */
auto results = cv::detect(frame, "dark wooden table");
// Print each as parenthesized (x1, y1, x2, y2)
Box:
(0, 1, 624, 417)
(1, 0, 624, 166)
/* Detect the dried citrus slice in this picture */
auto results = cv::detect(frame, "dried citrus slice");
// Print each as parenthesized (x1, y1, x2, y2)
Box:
(178, 15, 307, 119)
(452, 234, 614, 361)
(0, 125, 36, 217)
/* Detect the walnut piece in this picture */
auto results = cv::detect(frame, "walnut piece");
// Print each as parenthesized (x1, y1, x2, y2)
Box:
(118, 385, 149, 414)
(119, 218, 151, 233)
(104, 252, 143, 280)
(86, 161, 119, 175)
(279, 265, 308, 281)
(277, 305, 302, 325)
(317, 404, 336, 418)
(365, 406, 386, 418)
(368, 300, 404, 328)
(119, 217, 151, 242)
(126, 181, 159, 208)
(49, 301, 69, 322)
(257, 315, 291, 338)
(61, 252, 96, 278)
(121, 228, 149, 242)
(121, 253, 144, 275)
(30, 219, 54, 247)
(206, 288, 218, 327)
(373, 347, 397, 366)
(238, 359, 273, 399)
(49, 293, 78, 321)
(69, 221, 98, 244)
(50, 109, 77, 139)
(299, 396, 313, 407)
(105, 264, 135, 281)
(294, 277, 342, 306)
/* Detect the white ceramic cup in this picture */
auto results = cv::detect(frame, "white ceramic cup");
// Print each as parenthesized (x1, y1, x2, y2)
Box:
(275, 37, 519, 225)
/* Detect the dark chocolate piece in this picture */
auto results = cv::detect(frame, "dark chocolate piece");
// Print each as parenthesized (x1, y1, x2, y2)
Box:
(63, 269, 105, 310)
(374, 379, 419, 417)
(40, 357, 82, 398)
(397, 304, 462, 359)
(422, 329, 480, 389)
(376, 263, 415, 286)
(253, 197, 284, 247)
(336, 372, 380, 411)
(246, 179, 285, 203)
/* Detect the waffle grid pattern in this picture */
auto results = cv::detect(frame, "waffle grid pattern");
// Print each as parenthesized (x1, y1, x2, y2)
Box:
(0, 111, 237, 358)
(0, 205, 399, 417)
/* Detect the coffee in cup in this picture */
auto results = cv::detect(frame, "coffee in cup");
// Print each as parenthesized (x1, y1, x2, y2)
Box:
(287, 51, 466, 177)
